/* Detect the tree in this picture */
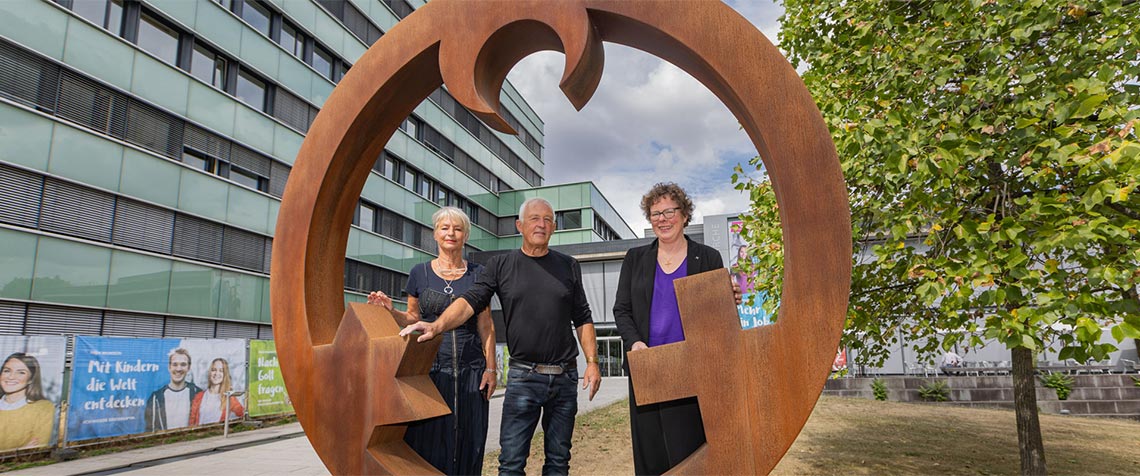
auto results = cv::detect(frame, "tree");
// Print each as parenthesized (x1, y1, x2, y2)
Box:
(735, 1, 1140, 474)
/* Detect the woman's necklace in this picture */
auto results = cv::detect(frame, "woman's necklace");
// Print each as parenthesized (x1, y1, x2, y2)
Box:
(659, 245, 685, 267)
(433, 258, 467, 294)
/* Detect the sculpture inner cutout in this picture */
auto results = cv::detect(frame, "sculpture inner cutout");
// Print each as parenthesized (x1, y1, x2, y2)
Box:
(270, 1, 851, 474)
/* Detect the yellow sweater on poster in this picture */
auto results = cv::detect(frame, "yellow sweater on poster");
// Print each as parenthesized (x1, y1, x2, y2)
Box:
(0, 400, 55, 450)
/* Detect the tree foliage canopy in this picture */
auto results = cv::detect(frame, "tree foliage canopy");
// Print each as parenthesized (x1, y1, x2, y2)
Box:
(736, 0, 1140, 366)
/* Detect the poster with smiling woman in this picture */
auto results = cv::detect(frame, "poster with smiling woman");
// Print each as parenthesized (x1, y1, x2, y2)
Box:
(177, 338, 247, 427)
(0, 335, 67, 451)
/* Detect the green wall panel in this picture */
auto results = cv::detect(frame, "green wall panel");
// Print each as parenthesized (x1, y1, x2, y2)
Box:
(232, 106, 275, 155)
(130, 53, 190, 116)
(218, 271, 263, 321)
(107, 250, 172, 313)
(49, 125, 123, 192)
(0, 0, 68, 60)
(0, 229, 37, 300)
(168, 261, 220, 317)
(118, 148, 182, 208)
(62, 17, 134, 90)
(225, 186, 271, 234)
(177, 169, 230, 223)
(31, 237, 111, 307)
(0, 105, 53, 171)
(193, 2, 242, 55)
(186, 82, 236, 137)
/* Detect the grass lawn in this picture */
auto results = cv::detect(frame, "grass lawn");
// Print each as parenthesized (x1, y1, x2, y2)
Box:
(483, 396, 1140, 475)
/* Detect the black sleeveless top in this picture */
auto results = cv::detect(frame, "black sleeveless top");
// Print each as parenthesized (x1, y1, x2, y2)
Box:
(405, 261, 487, 372)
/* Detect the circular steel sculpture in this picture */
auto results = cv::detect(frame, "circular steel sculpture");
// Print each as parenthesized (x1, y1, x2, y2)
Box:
(270, 1, 851, 474)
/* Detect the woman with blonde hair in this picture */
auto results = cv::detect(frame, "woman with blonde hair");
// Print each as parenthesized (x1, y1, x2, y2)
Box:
(190, 358, 245, 425)
(369, 206, 496, 475)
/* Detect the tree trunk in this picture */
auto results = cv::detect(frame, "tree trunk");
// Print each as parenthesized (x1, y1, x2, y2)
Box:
(1011, 347, 1046, 475)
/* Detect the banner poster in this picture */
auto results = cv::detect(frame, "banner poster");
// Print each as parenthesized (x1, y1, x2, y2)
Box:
(0, 335, 67, 451)
(247, 340, 293, 417)
(67, 337, 248, 442)
(729, 220, 773, 329)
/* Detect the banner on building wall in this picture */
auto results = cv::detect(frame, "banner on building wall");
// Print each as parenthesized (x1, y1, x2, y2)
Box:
(247, 340, 293, 417)
(0, 335, 67, 452)
(729, 220, 773, 329)
(67, 337, 247, 442)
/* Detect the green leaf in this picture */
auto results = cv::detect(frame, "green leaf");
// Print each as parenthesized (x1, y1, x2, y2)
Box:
(1071, 94, 1108, 120)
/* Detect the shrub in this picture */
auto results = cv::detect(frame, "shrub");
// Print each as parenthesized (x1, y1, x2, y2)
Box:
(871, 378, 888, 401)
(1040, 372, 1075, 400)
(918, 380, 950, 402)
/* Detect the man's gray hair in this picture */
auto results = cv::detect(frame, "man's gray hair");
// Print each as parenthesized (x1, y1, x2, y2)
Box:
(518, 197, 553, 220)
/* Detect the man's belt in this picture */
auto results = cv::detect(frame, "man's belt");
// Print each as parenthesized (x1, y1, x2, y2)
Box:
(509, 358, 576, 375)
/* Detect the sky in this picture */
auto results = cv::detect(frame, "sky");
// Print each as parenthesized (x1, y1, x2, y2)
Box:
(504, 1, 785, 236)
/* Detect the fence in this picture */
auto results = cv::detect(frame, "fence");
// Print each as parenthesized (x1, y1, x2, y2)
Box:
(0, 335, 293, 456)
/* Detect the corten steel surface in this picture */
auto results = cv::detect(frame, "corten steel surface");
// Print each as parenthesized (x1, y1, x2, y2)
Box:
(270, 0, 850, 474)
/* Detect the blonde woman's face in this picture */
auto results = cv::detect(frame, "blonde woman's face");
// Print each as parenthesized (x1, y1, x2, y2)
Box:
(209, 361, 225, 386)
(435, 218, 467, 252)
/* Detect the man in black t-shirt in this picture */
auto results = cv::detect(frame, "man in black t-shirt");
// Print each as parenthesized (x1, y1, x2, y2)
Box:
(401, 197, 600, 476)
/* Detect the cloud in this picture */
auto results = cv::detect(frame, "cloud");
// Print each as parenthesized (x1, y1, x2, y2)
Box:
(505, 1, 785, 235)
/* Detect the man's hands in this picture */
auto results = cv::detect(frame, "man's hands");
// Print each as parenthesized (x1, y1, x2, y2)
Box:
(731, 278, 743, 305)
(398, 321, 439, 342)
(582, 361, 601, 401)
(479, 368, 498, 400)
(630, 341, 648, 352)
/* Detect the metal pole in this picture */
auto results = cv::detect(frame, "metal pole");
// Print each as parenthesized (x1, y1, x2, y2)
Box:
(223, 391, 244, 438)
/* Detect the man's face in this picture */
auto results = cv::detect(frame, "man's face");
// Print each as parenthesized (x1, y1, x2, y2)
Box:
(169, 354, 190, 384)
(516, 202, 555, 249)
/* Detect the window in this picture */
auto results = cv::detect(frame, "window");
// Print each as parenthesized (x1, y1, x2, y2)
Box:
(434, 187, 447, 205)
(235, 69, 267, 111)
(71, 0, 123, 33)
(557, 210, 582, 230)
(240, 0, 272, 37)
(384, 155, 401, 183)
(312, 45, 334, 80)
(402, 117, 418, 140)
(415, 175, 430, 198)
(404, 169, 416, 191)
(334, 62, 349, 83)
(137, 12, 179, 65)
(181, 150, 218, 174)
(190, 43, 226, 88)
(279, 22, 303, 58)
(359, 203, 375, 232)
(229, 166, 264, 191)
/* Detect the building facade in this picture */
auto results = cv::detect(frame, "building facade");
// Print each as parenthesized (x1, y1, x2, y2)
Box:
(0, 0, 634, 341)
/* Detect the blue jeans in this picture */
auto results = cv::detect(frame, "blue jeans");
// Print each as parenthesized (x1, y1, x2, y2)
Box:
(498, 367, 578, 476)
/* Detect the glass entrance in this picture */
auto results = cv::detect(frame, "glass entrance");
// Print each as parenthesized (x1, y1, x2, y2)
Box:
(597, 336, 625, 377)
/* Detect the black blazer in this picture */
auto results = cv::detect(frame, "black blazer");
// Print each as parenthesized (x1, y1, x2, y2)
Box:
(613, 235, 725, 352)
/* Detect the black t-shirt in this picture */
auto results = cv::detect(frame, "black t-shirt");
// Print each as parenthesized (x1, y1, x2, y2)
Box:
(463, 249, 592, 364)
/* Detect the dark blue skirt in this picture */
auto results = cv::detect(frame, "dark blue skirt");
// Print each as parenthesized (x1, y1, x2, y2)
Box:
(404, 363, 490, 476)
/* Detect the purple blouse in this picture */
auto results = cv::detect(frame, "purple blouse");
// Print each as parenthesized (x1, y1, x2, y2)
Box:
(648, 258, 688, 346)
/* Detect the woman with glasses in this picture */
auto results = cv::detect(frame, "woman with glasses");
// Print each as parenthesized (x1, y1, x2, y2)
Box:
(367, 206, 496, 476)
(614, 182, 740, 475)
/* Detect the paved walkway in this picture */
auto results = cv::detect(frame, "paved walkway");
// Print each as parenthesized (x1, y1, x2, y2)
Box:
(13, 377, 629, 476)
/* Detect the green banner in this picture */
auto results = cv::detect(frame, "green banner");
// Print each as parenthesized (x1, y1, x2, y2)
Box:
(246, 340, 293, 417)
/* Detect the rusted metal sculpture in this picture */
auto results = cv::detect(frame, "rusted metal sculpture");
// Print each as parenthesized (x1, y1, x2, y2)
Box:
(271, 1, 850, 474)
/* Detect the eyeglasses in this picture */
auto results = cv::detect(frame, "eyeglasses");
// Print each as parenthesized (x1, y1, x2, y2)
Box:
(649, 207, 681, 221)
